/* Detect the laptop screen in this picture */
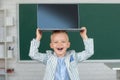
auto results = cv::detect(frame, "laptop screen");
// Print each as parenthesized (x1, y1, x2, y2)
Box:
(37, 4, 79, 30)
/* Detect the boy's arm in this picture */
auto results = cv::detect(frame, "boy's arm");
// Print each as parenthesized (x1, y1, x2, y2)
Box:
(29, 39, 48, 63)
(29, 28, 50, 64)
(74, 27, 94, 62)
(76, 38, 94, 62)
(36, 28, 42, 41)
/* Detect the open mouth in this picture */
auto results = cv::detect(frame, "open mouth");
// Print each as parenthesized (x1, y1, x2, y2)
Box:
(57, 48, 63, 51)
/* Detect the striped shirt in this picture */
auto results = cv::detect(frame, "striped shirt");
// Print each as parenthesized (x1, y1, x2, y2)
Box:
(29, 38, 94, 80)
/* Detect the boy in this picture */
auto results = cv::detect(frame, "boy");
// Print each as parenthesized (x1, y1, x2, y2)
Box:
(29, 27, 94, 80)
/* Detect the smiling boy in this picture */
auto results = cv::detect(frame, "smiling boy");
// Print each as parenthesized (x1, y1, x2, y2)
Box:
(29, 27, 94, 80)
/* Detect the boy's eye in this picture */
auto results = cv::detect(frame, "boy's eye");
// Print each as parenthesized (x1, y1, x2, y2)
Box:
(62, 41, 66, 43)
(54, 42, 58, 43)
(53, 41, 66, 43)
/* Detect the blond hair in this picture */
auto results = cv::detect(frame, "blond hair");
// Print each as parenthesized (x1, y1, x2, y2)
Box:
(50, 30, 69, 41)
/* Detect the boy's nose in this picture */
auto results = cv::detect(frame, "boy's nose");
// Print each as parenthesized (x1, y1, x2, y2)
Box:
(58, 42, 63, 46)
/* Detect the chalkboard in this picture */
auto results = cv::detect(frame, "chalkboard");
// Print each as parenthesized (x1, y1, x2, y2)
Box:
(19, 4, 120, 61)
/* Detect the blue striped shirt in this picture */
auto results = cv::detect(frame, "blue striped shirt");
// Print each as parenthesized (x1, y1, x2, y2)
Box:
(29, 38, 94, 80)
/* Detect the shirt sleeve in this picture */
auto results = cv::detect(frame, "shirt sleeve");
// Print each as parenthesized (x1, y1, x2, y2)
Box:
(29, 39, 51, 64)
(74, 38, 94, 62)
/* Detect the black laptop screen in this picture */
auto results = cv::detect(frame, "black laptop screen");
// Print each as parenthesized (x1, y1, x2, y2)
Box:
(37, 4, 79, 30)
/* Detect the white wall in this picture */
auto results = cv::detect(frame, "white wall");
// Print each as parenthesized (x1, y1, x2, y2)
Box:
(0, 0, 119, 80)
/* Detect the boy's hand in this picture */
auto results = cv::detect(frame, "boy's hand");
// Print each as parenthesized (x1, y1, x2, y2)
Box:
(80, 27, 88, 40)
(36, 28, 42, 41)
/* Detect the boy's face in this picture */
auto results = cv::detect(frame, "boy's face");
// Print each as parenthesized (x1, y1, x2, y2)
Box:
(50, 32, 70, 57)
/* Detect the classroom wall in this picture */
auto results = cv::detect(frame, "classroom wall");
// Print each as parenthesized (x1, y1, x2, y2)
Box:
(1, 0, 120, 80)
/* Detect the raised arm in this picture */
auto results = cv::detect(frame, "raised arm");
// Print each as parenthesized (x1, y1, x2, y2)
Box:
(29, 28, 51, 64)
(36, 28, 42, 41)
(80, 27, 88, 40)
(74, 27, 94, 62)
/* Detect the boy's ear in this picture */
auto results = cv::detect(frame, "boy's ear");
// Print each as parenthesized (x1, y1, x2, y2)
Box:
(67, 42, 70, 48)
(50, 43, 53, 49)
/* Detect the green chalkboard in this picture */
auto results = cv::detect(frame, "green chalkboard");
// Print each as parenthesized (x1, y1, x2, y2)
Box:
(19, 4, 120, 61)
